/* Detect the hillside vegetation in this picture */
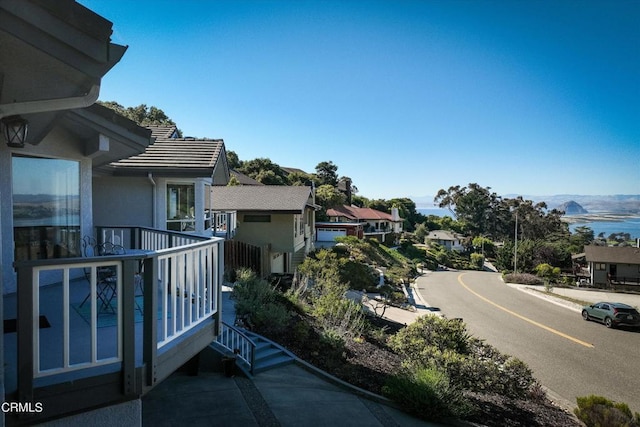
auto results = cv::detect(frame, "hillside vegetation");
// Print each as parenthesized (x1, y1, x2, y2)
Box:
(232, 240, 580, 425)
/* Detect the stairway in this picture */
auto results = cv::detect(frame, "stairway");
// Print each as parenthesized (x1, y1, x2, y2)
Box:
(243, 330, 296, 374)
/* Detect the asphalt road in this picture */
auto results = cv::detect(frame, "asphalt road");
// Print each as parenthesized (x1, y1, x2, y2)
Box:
(414, 269, 640, 414)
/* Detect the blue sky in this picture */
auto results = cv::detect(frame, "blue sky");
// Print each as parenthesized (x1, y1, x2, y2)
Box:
(79, 0, 639, 202)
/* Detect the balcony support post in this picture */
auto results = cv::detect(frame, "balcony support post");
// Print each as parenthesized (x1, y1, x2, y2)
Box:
(122, 259, 138, 396)
(142, 257, 158, 386)
(17, 265, 34, 404)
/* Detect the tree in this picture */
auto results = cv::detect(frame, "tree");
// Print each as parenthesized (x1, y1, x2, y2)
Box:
(286, 171, 314, 186)
(226, 150, 241, 169)
(237, 158, 288, 185)
(434, 183, 501, 238)
(315, 161, 339, 187)
(315, 184, 347, 221)
(227, 175, 241, 186)
(99, 101, 182, 135)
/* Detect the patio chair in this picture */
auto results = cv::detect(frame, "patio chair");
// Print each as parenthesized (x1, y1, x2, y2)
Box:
(79, 239, 125, 312)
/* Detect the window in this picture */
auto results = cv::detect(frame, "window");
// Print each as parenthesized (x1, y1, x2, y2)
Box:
(244, 214, 271, 223)
(595, 263, 606, 271)
(294, 215, 298, 237)
(166, 183, 195, 231)
(12, 156, 80, 261)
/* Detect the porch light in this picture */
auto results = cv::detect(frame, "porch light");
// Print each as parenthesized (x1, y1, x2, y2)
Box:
(2, 115, 28, 148)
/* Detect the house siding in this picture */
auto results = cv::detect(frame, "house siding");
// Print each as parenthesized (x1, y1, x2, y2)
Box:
(93, 176, 153, 228)
(236, 213, 294, 253)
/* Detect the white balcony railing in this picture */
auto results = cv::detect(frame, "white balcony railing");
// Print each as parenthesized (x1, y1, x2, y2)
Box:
(11, 226, 224, 423)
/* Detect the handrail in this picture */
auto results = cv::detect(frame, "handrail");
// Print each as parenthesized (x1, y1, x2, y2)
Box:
(11, 226, 224, 420)
(215, 321, 256, 374)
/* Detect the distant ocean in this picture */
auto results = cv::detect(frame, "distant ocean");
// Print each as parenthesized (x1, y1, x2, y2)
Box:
(417, 208, 640, 239)
(566, 216, 640, 240)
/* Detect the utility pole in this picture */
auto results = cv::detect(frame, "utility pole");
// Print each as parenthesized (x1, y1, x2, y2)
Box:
(514, 210, 518, 274)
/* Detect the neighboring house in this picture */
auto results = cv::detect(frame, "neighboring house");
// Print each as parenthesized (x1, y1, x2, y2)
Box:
(0, 2, 228, 424)
(211, 185, 318, 275)
(96, 124, 235, 238)
(426, 230, 465, 252)
(315, 222, 364, 248)
(326, 205, 403, 243)
(584, 245, 640, 287)
(228, 168, 263, 185)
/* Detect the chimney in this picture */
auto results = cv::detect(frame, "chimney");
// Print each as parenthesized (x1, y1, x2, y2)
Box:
(391, 207, 400, 221)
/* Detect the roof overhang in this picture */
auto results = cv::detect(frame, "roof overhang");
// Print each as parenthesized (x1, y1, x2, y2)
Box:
(0, 0, 127, 144)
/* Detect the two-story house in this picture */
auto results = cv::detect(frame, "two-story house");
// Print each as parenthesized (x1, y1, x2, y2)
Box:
(325, 205, 403, 244)
(211, 185, 317, 275)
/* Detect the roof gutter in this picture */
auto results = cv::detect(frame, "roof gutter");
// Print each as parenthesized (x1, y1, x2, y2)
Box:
(0, 84, 100, 120)
(148, 173, 157, 228)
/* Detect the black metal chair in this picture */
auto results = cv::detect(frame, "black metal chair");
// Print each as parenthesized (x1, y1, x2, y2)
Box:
(80, 238, 126, 313)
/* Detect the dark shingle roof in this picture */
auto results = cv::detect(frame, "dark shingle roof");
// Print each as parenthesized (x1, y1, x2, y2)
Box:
(228, 169, 263, 185)
(584, 245, 640, 264)
(211, 186, 314, 212)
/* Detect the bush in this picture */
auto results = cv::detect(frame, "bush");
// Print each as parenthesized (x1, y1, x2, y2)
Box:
(232, 268, 290, 333)
(503, 272, 544, 286)
(389, 315, 472, 356)
(470, 253, 484, 270)
(574, 395, 640, 427)
(389, 318, 536, 399)
(383, 367, 471, 421)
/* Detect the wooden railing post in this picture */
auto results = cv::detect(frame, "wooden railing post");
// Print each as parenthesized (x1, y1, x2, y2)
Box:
(122, 259, 138, 396)
(16, 264, 34, 404)
(142, 257, 158, 386)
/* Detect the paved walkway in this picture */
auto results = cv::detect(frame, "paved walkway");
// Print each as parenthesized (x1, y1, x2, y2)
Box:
(142, 286, 439, 427)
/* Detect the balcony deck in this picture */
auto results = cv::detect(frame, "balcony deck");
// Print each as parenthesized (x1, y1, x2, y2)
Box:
(4, 226, 225, 424)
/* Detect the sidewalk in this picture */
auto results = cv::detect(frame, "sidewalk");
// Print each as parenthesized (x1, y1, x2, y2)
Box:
(143, 285, 439, 427)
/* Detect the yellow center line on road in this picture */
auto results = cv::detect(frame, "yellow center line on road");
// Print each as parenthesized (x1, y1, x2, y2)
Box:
(457, 273, 594, 348)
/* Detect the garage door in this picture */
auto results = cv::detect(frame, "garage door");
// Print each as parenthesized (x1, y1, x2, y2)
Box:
(317, 229, 347, 241)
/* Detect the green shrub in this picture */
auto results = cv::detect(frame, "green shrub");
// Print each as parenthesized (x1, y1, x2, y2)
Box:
(470, 253, 484, 270)
(574, 395, 640, 427)
(232, 268, 290, 333)
(383, 367, 471, 421)
(389, 315, 472, 356)
(503, 272, 544, 286)
(390, 320, 536, 399)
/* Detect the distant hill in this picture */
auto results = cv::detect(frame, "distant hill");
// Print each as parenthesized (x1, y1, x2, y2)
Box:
(557, 200, 588, 214)
(411, 194, 640, 215)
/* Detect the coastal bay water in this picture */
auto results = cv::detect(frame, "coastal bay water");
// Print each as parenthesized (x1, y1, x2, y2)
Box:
(417, 208, 640, 239)
(567, 217, 640, 239)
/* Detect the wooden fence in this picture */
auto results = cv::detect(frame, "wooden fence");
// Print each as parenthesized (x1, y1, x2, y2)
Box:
(224, 240, 268, 277)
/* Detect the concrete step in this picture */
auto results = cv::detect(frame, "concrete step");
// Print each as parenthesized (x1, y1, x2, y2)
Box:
(244, 331, 295, 374)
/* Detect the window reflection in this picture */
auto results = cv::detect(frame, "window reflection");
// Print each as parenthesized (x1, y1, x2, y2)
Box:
(12, 156, 80, 260)
(167, 183, 195, 231)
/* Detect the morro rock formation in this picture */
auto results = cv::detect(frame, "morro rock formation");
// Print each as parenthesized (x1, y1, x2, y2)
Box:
(558, 200, 588, 214)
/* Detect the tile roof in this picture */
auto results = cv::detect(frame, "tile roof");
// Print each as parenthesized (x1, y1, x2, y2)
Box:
(326, 205, 396, 221)
(147, 125, 178, 140)
(108, 125, 225, 177)
(211, 186, 314, 212)
(584, 245, 640, 264)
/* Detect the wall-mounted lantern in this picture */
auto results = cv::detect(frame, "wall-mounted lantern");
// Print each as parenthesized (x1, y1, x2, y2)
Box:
(2, 115, 28, 148)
